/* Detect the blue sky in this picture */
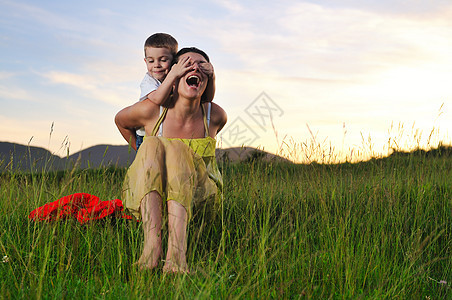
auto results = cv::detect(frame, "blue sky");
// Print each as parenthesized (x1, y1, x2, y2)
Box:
(1, 0, 451, 162)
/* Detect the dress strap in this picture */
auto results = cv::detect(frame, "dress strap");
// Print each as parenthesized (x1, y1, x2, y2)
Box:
(151, 106, 168, 136)
(207, 102, 211, 128)
(158, 106, 164, 136)
(201, 104, 210, 138)
(152, 104, 209, 137)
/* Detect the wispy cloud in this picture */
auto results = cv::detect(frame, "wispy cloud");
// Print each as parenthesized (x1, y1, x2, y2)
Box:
(0, 83, 34, 102)
(189, 1, 452, 81)
(41, 69, 137, 108)
(0, 0, 78, 32)
(0, 71, 18, 80)
(212, 0, 244, 13)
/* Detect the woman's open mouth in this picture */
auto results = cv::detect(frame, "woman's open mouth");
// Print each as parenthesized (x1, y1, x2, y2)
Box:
(186, 75, 200, 88)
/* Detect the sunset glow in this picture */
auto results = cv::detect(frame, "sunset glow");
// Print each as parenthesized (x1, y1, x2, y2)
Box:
(1, 0, 451, 162)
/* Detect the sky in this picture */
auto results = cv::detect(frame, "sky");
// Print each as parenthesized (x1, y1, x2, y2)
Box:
(1, 0, 451, 163)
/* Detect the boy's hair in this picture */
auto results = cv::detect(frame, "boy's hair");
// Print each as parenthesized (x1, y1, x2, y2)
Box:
(144, 33, 178, 57)
(175, 47, 210, 63)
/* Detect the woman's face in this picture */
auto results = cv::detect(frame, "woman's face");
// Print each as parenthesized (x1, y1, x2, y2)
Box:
(176, 52, 209, 100)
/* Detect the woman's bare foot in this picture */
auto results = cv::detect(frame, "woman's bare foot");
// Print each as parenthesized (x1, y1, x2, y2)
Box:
(165, 201, 189, 274)
(135, 245, 162, 269)
(163, 259, 189, 274)
(137, 192, 163, 270)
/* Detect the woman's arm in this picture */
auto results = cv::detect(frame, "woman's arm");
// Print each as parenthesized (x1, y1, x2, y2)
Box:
(208, 102, 227, 137)
(115, 105, 139, 150)
(115, 100, 159, 150)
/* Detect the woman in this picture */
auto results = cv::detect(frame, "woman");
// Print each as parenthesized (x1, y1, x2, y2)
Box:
(115, 47, 227, 273)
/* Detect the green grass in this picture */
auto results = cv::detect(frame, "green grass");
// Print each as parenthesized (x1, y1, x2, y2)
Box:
(0, 148, 450, 299)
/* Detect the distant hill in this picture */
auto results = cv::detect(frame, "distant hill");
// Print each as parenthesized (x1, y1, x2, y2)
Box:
(0, 142, 291, 172)
(387, 146, 451, 159)
(66, 144, 137, 169)
(0, 142, 65, 171)
(216, 146, 291, 163)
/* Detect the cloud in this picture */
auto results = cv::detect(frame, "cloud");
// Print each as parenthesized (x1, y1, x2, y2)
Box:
(0, 0, 78, 32)
(189, 1, 452, 128)
(0, 84, 34, 102)
(212, 0, 244, 13)
(40, 63, 139, 108)
(0, 71, 17, 80)
(309, 0, 452, 16)
(43, 71, 97, 90)
(0, 0, 144, 60)
(187, 1, 452, 83)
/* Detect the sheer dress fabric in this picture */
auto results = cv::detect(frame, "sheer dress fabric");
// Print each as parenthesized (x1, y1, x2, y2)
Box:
(122, 104, 222, 220)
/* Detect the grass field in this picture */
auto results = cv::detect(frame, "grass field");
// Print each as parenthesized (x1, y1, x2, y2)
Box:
(0, 147, 450, 299)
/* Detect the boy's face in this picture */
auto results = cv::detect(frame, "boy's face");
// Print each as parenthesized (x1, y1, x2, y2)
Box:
(144, 47, 173, 82)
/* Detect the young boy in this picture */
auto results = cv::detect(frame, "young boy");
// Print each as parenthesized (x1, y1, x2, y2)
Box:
(134, 33, 216, 150)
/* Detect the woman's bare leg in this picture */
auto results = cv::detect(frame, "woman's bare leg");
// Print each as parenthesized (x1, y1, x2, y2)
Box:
(137, 191, 163, 269)
(164, 200, 189, 273)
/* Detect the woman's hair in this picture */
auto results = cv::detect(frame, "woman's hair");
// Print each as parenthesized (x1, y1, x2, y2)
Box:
(175, 47, 210, 63)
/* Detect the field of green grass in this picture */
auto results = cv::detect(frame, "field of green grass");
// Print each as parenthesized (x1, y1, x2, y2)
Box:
(0, 147, 450, 299)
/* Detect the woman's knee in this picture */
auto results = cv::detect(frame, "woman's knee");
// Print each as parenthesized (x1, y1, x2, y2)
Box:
(140, 139, 166, 170)
(145, 138, 165, 156)
(166, 141, 194, 168)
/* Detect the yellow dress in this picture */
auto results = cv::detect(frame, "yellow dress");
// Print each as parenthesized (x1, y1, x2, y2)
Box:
(122, 104, 223, 220)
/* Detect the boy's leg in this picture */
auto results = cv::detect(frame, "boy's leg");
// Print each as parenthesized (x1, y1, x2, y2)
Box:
(136, 134, 143, 150)
(164, 200, 189, 273)
(137, 191, 163, 269)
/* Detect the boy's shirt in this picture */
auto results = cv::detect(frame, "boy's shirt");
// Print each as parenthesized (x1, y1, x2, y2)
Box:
(136, 73, 161, 136)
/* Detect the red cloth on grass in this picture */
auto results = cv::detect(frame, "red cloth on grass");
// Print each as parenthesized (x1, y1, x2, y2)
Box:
(29, 193, 134, 224)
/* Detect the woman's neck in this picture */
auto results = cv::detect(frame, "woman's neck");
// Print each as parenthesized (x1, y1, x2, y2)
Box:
(172, 96, 202, 120)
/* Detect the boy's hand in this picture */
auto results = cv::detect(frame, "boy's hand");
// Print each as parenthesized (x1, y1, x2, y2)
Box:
(169, 56, 192, 79)
(199, 62, 215, 79)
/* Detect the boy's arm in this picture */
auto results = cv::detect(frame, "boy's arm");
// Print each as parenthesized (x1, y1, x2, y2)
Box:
(146, 76, 175, 106)
(147, 56, 193, 105)
(201, 62, 215, 103)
